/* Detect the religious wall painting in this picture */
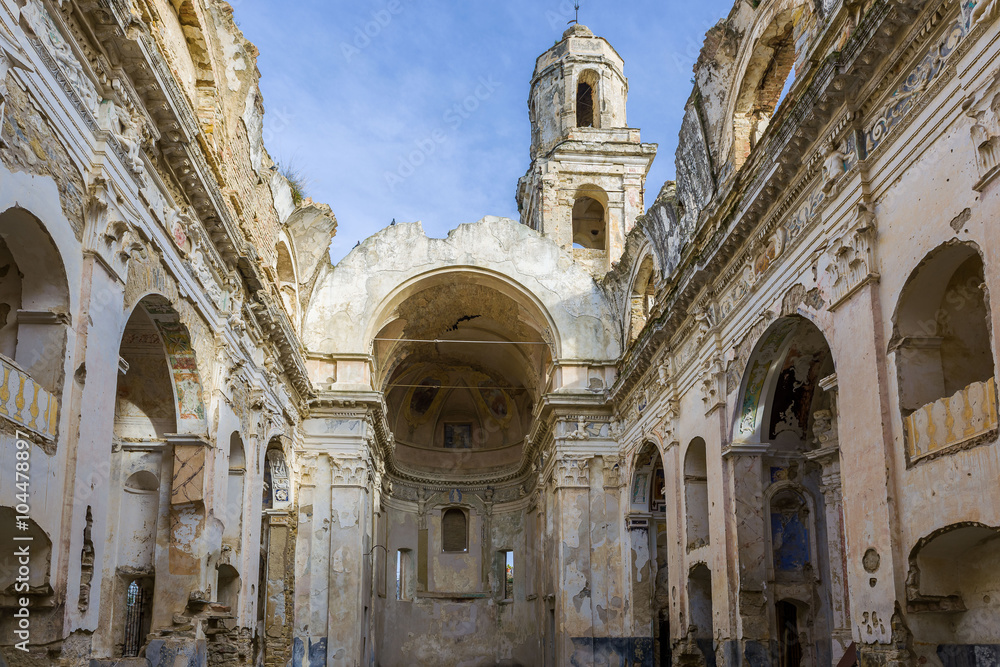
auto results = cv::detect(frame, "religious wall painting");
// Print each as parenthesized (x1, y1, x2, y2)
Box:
(737, 319, 798, 438)
(401, 369, 449, 427)
(411, 377, 441, 415)
(443, 423, 472, 449)
(632, 473, 649, 505)
(476, 378, 513, 427)
(770, 489, 811, 573)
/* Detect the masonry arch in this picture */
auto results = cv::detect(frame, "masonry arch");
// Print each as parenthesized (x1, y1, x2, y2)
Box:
(365, 267, 561, 360)
(905, 523, 1000, 664)
(303, 219, 620, 364)
(732, 314, 846, 663)
(117, 294, 207, 436)
(374, 269, 553, 481)
(891, 241, 996, 463)
(0, 206, 71, 400)
(627, 252, 657, 344)
(628, 440, 671, 665)
(726, 0, 815, 168)
(572, 184, 609, 250)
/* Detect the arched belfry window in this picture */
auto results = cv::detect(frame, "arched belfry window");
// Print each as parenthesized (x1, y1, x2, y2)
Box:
(577, 82, 595, 127)
(572, 195, 607, 250)
(576, 70, 600, 128)
(442, 508, 468, 552)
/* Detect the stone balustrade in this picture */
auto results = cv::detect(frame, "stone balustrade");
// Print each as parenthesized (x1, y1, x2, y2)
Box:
(905, 377, 998, 461)
(0, 354, 59, 441)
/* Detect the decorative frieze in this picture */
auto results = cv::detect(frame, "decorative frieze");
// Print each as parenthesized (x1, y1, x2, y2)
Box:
(21, 0, 100, 116)
(863, 4, 972, 156)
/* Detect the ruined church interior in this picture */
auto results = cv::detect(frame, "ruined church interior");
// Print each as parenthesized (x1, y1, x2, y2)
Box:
(1, 0, 1000, 665)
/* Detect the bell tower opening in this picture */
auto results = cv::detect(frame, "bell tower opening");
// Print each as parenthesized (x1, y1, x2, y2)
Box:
(517, 24, 656, 277)
(572, 196, 606, 249)
(577, 82, 595, 127)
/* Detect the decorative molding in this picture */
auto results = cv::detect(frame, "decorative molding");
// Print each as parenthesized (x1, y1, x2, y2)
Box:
(553, 457, 590, 488)
(820, 203, 879, 310)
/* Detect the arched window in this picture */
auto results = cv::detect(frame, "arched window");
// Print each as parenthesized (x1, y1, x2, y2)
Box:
(684, 439, 710, 550)
(893, 243, 996, 461)
(275, 238, 299, 325)
(731, 5, 810, 168)
(122, 578, 152, 657)
(442, 508, 468, 553)
(576, 70, 600, 128)
(629, 255, 657, 343)
(572, 197, 606, 250)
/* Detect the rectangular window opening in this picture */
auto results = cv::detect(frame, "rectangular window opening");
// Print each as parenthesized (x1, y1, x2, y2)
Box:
(396, 549, 412, 601)
(499, 550, 514, 601)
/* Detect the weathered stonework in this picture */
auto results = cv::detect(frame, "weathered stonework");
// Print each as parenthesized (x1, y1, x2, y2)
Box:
(3, 0, 1000, 665)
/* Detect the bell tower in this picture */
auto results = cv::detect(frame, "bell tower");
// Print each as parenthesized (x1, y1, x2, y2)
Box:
(517, 24, 657, 277)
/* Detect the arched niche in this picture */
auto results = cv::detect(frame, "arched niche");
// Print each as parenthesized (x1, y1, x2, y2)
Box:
(688, 563, 714, 642)
(683, 438, 710, 551)
(263, 444, 291, 511)
(906, 523, 1000, 664)
(217, 563, 241, 626)
(116, 295, 207, 438)
(224, 432, 246, 547)
(891, 242, 996, 462)
(732, 316, 835, 447)
(0, 206, 71, 399)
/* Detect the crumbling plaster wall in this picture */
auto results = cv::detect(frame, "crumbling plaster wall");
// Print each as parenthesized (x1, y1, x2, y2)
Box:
(302, 217, 621, 366)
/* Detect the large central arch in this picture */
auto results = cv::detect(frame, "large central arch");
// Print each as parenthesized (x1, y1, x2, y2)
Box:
(302, 217, 621, 363)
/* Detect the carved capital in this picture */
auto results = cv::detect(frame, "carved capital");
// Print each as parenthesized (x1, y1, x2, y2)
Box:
(553, 457, 590, 488)
(331, 456, 369, 487)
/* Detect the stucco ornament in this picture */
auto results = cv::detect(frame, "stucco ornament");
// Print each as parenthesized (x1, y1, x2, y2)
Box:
(22, 0, 99, 113)
(973, 0, 1000, 26)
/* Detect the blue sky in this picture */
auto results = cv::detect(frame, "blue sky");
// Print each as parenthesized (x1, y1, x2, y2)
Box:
(232, 0, 735, 263)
